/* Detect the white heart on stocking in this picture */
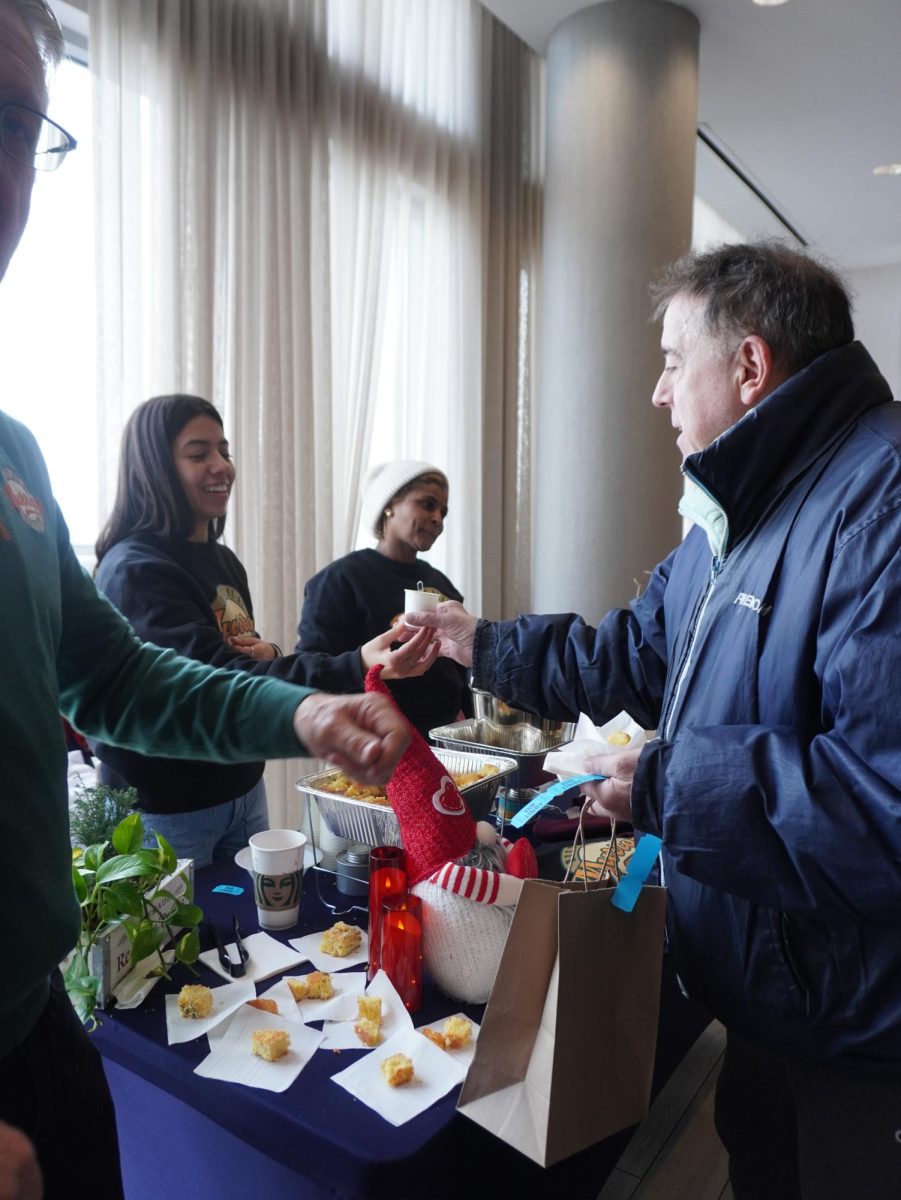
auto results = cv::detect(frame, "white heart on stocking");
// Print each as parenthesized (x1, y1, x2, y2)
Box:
(432, 775, 465, 816)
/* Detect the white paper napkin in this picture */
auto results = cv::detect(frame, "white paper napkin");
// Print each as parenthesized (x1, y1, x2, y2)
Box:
(331, 1026, 465, 1125)
(320, 970, 413, 1050)
(199, 931, 308, 983)
(264, 970, 367, 1025)
(194, 1004, 322, 1093)
(164, 977, 256, 1044)
(288, 924, 369, 973)
(543, 710, 648, 781)
(414, 1012, 480, 1077)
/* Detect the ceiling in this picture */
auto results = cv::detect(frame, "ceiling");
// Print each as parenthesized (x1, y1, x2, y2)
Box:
(480, 0, 901, 272)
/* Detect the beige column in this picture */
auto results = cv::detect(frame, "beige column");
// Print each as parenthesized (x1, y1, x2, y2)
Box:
(534, 0, 699, 617)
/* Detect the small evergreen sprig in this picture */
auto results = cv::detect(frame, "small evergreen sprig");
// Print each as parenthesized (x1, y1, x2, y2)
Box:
(69, 781, 138, 852)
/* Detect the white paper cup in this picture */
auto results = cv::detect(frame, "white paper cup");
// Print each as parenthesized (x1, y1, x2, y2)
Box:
(249, 829, 306, 930)
(403, 588, 439, 623)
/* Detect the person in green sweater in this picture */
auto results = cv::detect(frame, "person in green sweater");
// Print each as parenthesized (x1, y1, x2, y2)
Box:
(0, 4, 410, 1196)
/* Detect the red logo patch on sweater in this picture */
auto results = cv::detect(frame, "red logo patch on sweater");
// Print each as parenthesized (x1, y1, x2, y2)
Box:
(432, 775, 465, 816)
(2, 468, 45, 532)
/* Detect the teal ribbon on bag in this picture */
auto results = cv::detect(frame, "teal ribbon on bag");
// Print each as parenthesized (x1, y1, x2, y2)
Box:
(611, 833, 662, 913)
(509, 774, 607, 828)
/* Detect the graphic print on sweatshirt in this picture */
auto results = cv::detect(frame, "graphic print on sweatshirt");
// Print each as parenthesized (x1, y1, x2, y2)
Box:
(211, 584, 255, 641)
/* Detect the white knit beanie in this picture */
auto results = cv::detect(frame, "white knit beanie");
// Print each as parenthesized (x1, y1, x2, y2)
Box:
(359, 460, 445, 539)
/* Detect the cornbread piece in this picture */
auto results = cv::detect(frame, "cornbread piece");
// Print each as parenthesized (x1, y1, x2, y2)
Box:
(320, 921, 362, 958)
(177, 984, 213, 1019)
(287, 977, 309, 1001)
(607, 730, 631, 746)
(354, 1017, 382, 1047)
(357, 995, 382, 1023)
(251, 1029, 291, 1062)
(247, 998, 278, 1014)
(307, 971, 334, 999)
(421, 1026, 446, 1050)
(442, 1016, 472, 1050)
(381, 1053, 414, 1087)
(288, 972, 333, 1001)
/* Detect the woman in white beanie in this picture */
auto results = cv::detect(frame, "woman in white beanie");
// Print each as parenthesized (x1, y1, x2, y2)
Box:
(297, 461, 472, 738)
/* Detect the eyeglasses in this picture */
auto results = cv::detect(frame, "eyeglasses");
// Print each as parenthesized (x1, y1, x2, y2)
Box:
(0, 101, 77, 171)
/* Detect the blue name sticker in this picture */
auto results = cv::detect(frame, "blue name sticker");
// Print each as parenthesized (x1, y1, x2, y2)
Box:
(611, 834, 662, 913)
(509, 774, 607, 829)
(212, 884, 244, 896)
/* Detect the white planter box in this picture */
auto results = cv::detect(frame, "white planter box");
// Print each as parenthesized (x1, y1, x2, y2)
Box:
(90, 858, 194, 1004)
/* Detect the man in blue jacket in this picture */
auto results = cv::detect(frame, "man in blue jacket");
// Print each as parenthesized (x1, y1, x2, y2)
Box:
(409, 242, 901, 1199)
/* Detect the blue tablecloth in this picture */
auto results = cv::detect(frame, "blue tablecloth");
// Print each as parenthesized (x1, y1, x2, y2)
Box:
(93, 858, 711, 1199)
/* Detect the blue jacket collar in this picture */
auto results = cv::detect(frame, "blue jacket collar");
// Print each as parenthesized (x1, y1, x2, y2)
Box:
(681, 341, 893, 553)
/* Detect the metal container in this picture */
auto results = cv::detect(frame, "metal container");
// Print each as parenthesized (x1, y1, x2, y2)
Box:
(429, 713, 576, 793)
(471, 689, 574, 738)
(295, 749, 518, 846)
(334, 844, 371, 896)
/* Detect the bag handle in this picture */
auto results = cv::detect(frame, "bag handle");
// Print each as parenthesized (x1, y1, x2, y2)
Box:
(563, 799, 620, 890)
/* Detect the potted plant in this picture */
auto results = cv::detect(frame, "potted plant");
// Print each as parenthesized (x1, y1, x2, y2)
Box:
(66, 810, 204, 1029)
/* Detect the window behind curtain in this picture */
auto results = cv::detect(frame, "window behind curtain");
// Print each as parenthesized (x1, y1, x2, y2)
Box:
(0, 56, 96, 562)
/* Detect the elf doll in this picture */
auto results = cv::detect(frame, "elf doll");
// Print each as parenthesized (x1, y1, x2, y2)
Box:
(365, 666, 537, 1003)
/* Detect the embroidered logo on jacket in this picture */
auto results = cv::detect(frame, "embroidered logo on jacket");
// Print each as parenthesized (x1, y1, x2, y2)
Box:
(733, 591, 772, 617)
(2, 468, 45, 532)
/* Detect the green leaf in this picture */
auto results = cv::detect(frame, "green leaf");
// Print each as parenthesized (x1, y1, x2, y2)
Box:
(83, 842, 108, 873)
(129, 920, 164, 964)
(63, 949, 90, 987)
(71, 864, 88, 904)
(171, 902, 204, 928)
(105, 879, 144, 917)
(174, 928, 200, 965)
(95, 850, 159, 884)
(155, 832, 177, 875)
(112, 811, 145, 856)
(64, 970, 102, 1029)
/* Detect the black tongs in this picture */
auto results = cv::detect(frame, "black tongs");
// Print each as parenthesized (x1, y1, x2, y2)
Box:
(208, 916, 249, 977)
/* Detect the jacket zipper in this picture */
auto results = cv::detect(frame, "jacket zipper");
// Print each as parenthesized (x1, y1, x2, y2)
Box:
(659, 471, 728, 993)
(662, 556, 723, 742)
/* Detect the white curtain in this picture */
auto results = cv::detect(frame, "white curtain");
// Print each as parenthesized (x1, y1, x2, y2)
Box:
(88, 0, 543, 825)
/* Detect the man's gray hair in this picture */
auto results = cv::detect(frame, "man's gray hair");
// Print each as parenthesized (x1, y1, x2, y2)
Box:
(649, 240, 855, 377)
(3, 0, 65, 68)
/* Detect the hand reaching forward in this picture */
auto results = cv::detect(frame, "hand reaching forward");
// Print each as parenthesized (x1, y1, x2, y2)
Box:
(0, 1121, 42, 1200)
(402, 600, 479, 668)
(577, 747, 641, 824)
(293, 692, 409, 786)
(360, 624, 440, 680)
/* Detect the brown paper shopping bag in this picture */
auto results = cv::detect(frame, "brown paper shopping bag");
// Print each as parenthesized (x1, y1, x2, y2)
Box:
(457, 874, 667, 1167)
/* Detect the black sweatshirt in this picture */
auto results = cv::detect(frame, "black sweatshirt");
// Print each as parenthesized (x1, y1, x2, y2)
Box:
(297, 548, 472, 738)
(94, 534, 363, 812)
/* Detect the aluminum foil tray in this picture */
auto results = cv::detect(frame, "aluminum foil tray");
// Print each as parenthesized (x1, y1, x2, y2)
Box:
(429, 717, 575, 758)
(429, 718, 576, 793)
(295, 749, 517, 845)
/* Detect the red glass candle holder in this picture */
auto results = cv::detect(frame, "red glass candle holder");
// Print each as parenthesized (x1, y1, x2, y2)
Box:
(380, 893, 423, 1013)
(367, 846, 406, 982)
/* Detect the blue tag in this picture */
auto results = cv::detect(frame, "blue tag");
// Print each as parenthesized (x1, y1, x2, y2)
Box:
(212, 884, 244, 895)
(611, 834, 662, 913)
(509, 774, 607, 828)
